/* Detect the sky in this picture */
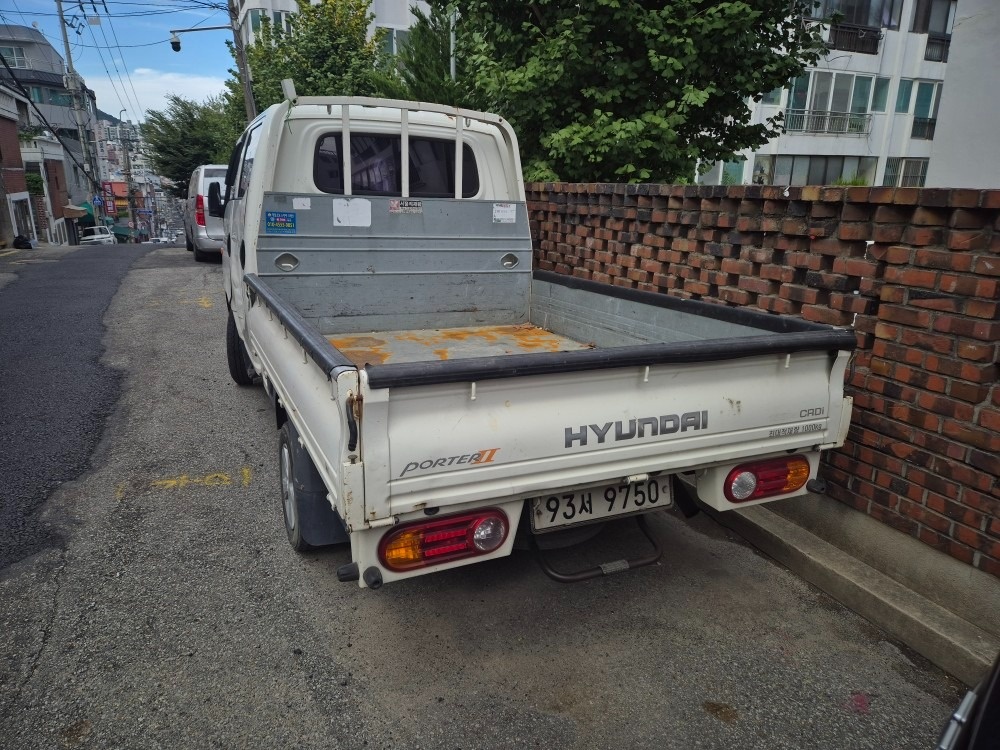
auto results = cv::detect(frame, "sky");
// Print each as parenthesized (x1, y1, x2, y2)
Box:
(3, 0, 239, 123)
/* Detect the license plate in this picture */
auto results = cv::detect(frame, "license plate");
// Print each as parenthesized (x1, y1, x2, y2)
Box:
(530, 475, 673, 533)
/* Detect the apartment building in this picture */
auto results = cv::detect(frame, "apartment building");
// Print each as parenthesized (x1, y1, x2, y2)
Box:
(706, 0, 971, 189)
(235, 0, 428, 53)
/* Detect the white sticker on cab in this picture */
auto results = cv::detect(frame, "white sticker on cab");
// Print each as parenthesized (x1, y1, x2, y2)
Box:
(332, 198, 372, 227)
(493, 202, 516, 223)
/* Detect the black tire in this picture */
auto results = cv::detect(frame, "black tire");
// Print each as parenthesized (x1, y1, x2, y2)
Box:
(279, 423, 313, 552)
(226, 310, 256, 386)
(185, 234, 194, 252)
(193, 245, 211, 263)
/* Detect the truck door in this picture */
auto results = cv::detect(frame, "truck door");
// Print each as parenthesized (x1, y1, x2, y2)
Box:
(225, 122, 263, 329)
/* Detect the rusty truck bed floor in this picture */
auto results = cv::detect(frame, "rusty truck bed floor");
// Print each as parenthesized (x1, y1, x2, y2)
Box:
(327, 324, 592, 367)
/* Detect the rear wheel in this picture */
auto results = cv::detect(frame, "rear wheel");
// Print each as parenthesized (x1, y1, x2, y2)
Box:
(226, 310, 256, 386)
(194, 245, 211, 263)
(185, 233, 194, 252)
(279, 423, 313, 552)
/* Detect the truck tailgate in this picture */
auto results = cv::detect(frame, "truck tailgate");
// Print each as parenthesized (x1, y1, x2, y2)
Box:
(361, 349, 851, 518)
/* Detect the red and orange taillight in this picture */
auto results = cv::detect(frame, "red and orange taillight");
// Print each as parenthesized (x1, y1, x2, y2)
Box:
(378, 509, 508, 572)
(723, 455, 811, 503)
(195, 194, 206, 226)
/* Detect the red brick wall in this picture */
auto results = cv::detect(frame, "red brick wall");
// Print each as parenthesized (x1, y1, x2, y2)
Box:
(0, 117, 27, 193)
(526, 182, 1000, 580)
(44, 158, 68, 220)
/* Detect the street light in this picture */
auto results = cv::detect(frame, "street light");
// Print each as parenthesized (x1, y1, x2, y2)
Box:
(170, 0, 256, 122)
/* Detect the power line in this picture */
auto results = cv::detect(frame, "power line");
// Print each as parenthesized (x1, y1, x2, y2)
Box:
(93, 2, 147, 122)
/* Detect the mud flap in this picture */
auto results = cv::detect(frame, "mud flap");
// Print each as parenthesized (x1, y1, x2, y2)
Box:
(286, 420, 350, 546)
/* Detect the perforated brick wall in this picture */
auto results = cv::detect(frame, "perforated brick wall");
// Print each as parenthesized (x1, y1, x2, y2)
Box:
(526, 182, 1000, 579)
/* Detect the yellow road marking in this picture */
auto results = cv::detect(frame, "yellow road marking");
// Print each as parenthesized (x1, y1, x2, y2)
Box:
(0, 249, 18, 258)
(152, 473, 231, 489)
(115, 467, 255, 501)
(197, 295, 213, 308)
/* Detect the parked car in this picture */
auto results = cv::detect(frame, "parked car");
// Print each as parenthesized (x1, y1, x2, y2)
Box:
(79, 226, 117, 246)
(184, 164, 227, 262)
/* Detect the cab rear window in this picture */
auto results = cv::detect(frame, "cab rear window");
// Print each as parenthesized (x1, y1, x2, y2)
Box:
(313, 134, 479, 198)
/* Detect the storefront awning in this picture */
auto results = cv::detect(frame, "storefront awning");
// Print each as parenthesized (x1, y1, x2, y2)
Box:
(63, 203, 91, 219)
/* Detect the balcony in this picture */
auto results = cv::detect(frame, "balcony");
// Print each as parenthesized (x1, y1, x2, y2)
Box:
(783, 109, 873, 136)
(925, 32, 951, 62)
(828, 23, 882, 55)
(911, 117, 937, 140)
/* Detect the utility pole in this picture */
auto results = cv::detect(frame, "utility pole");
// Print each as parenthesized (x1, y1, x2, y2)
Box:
(120, 110, 136, 242)
(54, 0, 98, 188)
(229, 0, 258, 122)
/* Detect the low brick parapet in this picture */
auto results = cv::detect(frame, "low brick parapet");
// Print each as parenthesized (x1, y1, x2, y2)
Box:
(526, 182, 1000, 580)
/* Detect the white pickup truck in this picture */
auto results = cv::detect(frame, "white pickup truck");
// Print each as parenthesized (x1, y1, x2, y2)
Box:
(209, 88, 856, 588)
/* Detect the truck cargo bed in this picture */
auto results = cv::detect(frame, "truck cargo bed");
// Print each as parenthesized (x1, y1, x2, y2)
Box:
(328, 324, 592, 367)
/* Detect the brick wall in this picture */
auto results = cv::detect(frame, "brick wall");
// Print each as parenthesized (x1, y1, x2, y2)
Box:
(526, 182, 1000, 580)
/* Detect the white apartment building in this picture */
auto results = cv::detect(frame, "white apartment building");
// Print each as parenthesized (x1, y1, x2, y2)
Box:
(235, 0, 428, 54)
(705, 0, 971, 189)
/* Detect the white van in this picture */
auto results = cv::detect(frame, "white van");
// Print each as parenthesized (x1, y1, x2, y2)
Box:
(184, 164, 227, 262)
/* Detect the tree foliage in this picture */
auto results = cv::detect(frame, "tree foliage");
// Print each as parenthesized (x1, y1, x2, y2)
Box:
(143, 95, 235, 198)
(444, 0, 827, 182)
(245, 0, 390, 110)
(395, 5, 476, 108)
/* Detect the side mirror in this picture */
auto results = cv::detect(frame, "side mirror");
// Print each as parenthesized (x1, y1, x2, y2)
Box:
(207, 182, 224, 218)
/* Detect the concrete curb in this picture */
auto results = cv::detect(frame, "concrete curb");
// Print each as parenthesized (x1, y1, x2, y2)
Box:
(709, 504, 1000, 687)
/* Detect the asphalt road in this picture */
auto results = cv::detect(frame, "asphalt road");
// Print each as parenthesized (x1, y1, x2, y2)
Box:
(0, 245, 965, 749)
(0, 242, 153, 569)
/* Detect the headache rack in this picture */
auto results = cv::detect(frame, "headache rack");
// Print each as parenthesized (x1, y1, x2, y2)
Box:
(284, 93, 525, 202)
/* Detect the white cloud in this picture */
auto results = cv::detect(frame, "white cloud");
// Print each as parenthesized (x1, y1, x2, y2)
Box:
(88, 68, 229, 123)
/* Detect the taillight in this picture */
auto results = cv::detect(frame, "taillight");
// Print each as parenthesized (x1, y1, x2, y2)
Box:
(378, 509, 508, 572)
(195, 194, 205, 226)
(724, 456, 810, 503)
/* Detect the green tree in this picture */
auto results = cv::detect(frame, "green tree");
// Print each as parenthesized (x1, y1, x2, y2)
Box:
(395, 5, 477, 107)
(143, 95, 236, 198)
(451, 0, 827, 182)
(245, 0, 389, 110)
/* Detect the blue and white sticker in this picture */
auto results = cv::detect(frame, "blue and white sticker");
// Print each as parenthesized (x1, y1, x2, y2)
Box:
(265, 211, 297, 234)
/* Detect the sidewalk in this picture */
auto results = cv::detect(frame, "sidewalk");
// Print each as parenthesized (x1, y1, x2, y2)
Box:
(707, 494, 1000, 687)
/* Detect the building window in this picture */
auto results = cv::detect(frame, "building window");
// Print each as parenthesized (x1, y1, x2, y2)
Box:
(912, 0, 956, 33)
(721, 159, 745, 185)
(377, 26, 410, 56)
(753, 155, 877, 186)
(272, 10, 293, 34)
(883, 157, 929, 187)
(914, 0, 956, 61)
(895, 79, 913, 112)
(808, 0, 904, 27)
(761, 87, 782, 106)
(784, 71, 875, 134)
(911, 81, 943, 139)
(871, 77, 890, 111)
(249, 8, 265, 33)
(0, 46, 27, 68)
